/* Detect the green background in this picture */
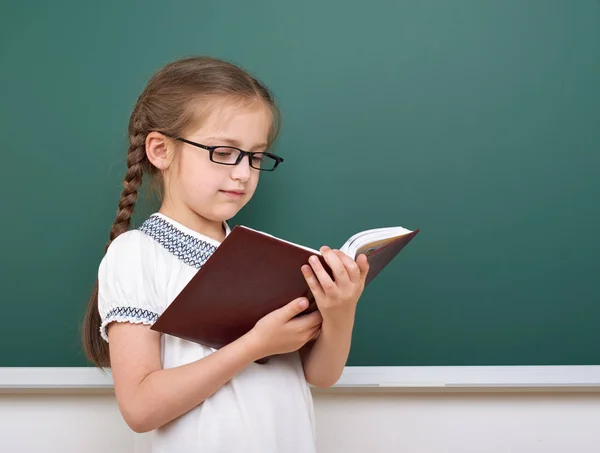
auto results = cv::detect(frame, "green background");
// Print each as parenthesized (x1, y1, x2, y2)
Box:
(1, 0, 598, 367)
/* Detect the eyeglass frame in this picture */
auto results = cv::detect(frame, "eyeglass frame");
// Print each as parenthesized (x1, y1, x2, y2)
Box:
(163, 134, 284, 171)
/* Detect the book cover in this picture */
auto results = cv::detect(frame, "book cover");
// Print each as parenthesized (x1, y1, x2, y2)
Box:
(151, 225, 419, 350)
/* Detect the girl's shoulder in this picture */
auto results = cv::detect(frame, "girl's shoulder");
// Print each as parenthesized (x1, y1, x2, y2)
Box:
(103, 227, 159, 264)
(99, 228, 165, 286)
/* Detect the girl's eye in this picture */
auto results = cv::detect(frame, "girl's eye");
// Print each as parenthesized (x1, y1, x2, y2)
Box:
(215, 151, 234, 158)
(252, 154, 264, 162)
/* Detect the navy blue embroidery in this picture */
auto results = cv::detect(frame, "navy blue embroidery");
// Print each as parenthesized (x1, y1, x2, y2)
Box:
(104, 307, 158, 324)
(138, 215, 216, 269)
(101, 307, 158, 339)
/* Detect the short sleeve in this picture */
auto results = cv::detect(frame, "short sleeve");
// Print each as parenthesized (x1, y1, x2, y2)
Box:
(97, 231, 161, 342)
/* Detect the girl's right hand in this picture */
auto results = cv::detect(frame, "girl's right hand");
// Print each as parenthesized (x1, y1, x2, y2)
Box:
(247, 297, 323, 359)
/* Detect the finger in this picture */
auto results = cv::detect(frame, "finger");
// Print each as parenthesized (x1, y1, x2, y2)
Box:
(301, 264, 324, 299)
(308, 253, 336, 293)
(304, 310, 323, 327)
(278, 297, 310, 321)
(294, 310, 323, 329)
(320, 246, 350, 283)
(308, 326, 321, 341)
(336, 250, 361, 283)
(356, 254, 370, 283)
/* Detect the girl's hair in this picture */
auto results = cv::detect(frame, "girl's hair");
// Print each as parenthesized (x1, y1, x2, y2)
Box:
(82, 56, 281, 368)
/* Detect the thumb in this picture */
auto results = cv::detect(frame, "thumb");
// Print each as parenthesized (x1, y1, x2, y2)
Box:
(279, 297, 309, 320)
(357, 254, 370, 283)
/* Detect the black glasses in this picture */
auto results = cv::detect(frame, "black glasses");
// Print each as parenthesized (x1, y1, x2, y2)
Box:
(174, 137, 284, 171)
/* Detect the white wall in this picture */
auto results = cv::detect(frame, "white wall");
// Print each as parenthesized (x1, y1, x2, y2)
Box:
(3, 390, 600, 453)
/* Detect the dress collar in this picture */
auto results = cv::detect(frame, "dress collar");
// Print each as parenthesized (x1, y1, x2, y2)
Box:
(138, 213, 230, 269)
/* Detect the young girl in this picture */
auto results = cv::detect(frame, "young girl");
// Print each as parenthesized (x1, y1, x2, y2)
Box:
(82, 56, 369, 452)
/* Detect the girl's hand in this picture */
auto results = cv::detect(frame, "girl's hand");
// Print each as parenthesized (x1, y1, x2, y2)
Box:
(301, 247, 369, 325)
(247, 298, 323, 359)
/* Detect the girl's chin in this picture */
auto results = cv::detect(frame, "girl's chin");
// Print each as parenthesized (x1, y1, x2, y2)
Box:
(209, 204, 246, 221)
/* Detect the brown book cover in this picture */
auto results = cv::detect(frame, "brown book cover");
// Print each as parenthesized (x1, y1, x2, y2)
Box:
(150, 225, 419, 351)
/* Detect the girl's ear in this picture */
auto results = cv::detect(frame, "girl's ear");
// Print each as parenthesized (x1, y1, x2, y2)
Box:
(146, 132, 175, 170)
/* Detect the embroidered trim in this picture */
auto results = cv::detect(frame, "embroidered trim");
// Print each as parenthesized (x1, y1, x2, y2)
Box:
(100, 307, 159, 342)
(138, 215, 216, 269)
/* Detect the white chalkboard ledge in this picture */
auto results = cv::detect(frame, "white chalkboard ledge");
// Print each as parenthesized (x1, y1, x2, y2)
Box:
(2, 366, 600, 393)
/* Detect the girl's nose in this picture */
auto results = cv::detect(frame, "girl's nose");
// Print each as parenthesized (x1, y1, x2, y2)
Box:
(231, 155, 252, 182)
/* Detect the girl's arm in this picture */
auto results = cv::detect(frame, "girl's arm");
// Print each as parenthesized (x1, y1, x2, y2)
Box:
(110, 323, 257, 433)
(299, 247, 370, 388)
(300, 312, 355, 388)
(108, 297, 322, 433)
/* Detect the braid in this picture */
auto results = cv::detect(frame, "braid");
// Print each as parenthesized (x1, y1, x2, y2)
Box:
(81, 124, 148, 368)
(106, 126, 147, 250)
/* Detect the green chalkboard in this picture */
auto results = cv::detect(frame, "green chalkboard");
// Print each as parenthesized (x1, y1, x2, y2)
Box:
(1, 0, 598, 367)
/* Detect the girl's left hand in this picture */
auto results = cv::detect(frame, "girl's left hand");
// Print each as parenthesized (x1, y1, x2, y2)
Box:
(301, 246, 370, 324)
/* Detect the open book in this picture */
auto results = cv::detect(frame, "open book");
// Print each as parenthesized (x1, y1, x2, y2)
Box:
(241, 225, 420, 286)
(151, 224, 419, 352)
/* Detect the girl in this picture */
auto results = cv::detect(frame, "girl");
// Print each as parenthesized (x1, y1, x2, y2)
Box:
(82, 56, 369, 452)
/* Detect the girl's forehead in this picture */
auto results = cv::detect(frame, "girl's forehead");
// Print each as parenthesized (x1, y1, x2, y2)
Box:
(188, 100, 272, 144)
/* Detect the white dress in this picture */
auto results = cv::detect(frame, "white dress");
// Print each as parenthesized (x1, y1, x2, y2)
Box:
(97, 212, 317, 453)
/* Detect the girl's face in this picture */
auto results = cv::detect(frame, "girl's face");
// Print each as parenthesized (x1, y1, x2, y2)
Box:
(161, 100, 273, 229)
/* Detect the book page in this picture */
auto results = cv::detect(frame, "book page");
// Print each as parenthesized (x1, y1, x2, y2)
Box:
(341, 226, 413, 258)
(353, 235, 408, 258)
(239, 225, 412, 259)
(239, 226, 321, 255)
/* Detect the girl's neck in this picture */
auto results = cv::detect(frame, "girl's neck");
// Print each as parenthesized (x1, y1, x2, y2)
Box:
(158, 205, 226, 243)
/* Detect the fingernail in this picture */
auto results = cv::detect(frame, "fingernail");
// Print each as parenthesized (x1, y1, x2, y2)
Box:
(310, 256, 318, 264)
(299, 299, 308, 308)
(320, 246, 330, 253)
